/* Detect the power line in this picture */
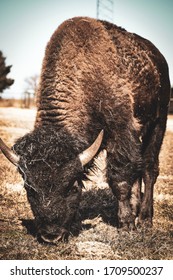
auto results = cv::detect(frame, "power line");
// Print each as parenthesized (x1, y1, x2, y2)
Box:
(96, 0, 114, 22)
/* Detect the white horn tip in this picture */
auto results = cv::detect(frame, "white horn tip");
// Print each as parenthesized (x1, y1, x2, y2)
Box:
(79, 129, 104, 166)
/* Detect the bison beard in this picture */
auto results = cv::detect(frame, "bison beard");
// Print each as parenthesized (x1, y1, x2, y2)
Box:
(0, 17, 170, 243)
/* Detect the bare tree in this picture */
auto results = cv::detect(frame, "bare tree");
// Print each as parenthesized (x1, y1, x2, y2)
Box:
(0, 51, 14, 97)
(23, 74, 39, 108)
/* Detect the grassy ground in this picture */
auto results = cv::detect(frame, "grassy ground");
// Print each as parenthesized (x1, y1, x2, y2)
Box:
(0, 107, 173, 260)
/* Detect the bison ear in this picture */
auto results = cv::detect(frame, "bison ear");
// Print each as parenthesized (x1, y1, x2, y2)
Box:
(0, 138, 20, 166)
(78, 130, 104, 166)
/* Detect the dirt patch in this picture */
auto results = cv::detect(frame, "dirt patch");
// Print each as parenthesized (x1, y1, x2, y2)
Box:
(0, 108, 173, 259)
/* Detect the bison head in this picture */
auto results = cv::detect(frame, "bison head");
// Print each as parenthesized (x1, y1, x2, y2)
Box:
(0, 127, 103, 243)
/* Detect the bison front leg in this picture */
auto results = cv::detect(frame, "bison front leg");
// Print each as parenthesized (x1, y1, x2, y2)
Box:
(130, 178, 142, 218)
(110, 180, 136, 230)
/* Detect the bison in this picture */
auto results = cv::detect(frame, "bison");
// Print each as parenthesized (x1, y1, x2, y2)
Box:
(0, 17, 170, 243)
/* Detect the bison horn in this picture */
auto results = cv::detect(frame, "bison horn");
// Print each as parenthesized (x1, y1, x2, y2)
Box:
(0, 138, 19, 166)
(79, 130, 104, 166)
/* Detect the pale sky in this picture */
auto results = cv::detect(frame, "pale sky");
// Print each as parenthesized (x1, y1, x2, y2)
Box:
(0, 0, 172, 98)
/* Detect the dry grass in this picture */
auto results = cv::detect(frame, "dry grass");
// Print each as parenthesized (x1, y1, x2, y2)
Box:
(0, 98, 35, 108)
(0, 107, 173, 260)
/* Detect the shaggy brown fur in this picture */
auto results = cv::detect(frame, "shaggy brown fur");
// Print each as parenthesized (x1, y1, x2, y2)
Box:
(101, 20, 170, 224)
(7, 17, 170, 241)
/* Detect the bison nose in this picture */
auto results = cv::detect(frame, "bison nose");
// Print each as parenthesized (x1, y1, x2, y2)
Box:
(40, 228, 68, 244)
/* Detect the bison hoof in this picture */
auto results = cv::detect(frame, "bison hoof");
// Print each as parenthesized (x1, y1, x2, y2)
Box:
(118, 221, 136, 232)
(136, 216, 153, 228)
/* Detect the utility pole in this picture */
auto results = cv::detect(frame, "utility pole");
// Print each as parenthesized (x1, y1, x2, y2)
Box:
(97, 0, 114, 22)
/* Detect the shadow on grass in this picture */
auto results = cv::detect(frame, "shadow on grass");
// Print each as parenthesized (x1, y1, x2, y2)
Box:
(21, 219, 37, 237)
(21, 187, 119, 240)
(80, 188, 118, 227)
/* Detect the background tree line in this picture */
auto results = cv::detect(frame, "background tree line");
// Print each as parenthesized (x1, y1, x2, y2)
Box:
(0, 50, 39, 108)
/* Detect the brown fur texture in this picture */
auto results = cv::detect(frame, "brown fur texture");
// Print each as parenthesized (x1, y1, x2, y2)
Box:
(13, 17, 170, 241)
(101, 20, 170, 225)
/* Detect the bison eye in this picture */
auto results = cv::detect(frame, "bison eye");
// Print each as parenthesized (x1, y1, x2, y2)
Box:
(64, 180, 79, 197)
